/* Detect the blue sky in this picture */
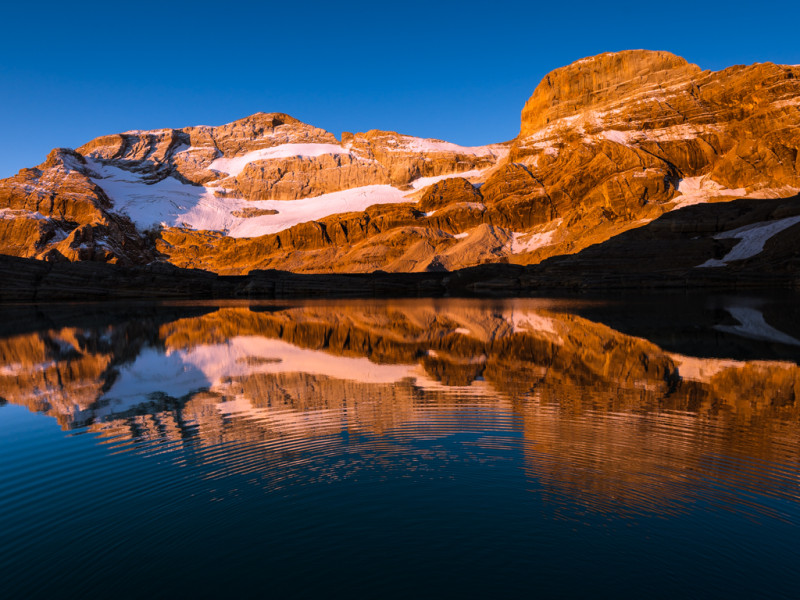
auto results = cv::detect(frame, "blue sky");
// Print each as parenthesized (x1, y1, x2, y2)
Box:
(2, 0, 799, 177)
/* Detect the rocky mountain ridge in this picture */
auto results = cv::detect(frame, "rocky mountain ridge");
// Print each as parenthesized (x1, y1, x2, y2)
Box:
(1, 50, 799, 279)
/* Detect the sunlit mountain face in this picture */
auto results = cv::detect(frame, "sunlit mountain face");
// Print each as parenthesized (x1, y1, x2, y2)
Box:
(2, 297, 800, 598)
(3, 52, 799, 281)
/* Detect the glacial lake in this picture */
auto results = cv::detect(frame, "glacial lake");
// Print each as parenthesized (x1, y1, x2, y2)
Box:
(2, 295, 800, 598)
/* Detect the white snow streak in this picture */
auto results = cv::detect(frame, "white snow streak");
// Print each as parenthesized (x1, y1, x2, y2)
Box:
(597, 130, 634, 145)
(88, 160, 410, 238)
(510, 222, 561, 254)
(669, 354, 750, 382)
(208, 143, 351, 176)
(670, 176, 747, 209)
(508, 311, 562, 342)
(228, 186, 408, 237)
(696, 215, 800, 267)
(714, 307, 800, 346)
(410, 169, 486, 190)
(0, 208, 52, 221)
(397, 137, 499, 156)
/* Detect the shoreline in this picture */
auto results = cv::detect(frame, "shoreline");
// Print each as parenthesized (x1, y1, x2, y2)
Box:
(2, 252, 798, 303)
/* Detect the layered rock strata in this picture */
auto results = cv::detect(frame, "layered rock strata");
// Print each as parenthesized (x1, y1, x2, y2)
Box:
(1, 51, 799, 275)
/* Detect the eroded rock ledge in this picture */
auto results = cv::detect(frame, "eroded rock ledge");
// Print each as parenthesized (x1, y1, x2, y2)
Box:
(2, 194, 799, 302)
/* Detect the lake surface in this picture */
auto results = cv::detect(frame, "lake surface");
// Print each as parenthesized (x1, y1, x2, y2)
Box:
(2, 295, 800, 598)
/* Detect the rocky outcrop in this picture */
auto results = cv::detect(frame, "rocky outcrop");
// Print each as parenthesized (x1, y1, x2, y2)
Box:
(343, 130, 500, 185)
(520, 51, 702, 135)
(225, 153, 391, 200)
(418, 177, 483, 211)
(484, 51, 800, 270)
(0, 149, 155, 264)
(76, 113, 337, 180)
(515, 50, 800, 195)
(3, 193, 800, 302)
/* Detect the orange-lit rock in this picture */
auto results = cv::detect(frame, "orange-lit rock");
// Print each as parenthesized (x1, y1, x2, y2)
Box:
(1, 51, 799, 275)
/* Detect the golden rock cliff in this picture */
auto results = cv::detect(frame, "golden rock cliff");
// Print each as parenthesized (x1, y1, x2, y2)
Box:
(1, 50, 799, 275)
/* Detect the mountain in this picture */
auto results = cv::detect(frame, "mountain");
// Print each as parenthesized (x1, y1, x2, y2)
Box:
(1, 50, 799, 280)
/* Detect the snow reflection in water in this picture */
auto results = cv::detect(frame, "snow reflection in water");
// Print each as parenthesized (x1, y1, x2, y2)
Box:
(1, 297, 800, 598)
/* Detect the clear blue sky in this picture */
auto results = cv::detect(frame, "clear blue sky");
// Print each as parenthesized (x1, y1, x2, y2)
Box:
(2, 0, 799, 177)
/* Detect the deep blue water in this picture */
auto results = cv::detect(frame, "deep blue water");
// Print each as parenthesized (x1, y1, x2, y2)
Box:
(1, 297, 799, 598)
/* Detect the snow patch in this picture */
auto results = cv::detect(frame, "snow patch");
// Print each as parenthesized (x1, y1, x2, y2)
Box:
(170, 142, 190, 155)
(173, 145, 208, 155)
(669, 354, 750, 382)
(670, 176, 747, 209)
(209, 143, 351, 176)
(639, 123, 711, 143)
(88, 159, 412, 238)
(508, 311, 561, 342)
(598, 130, 634, 145)
(0, 361, 57, 377)
(510, 225, 560, 254)
(671, 353, 796, 382)
(714, 307, 800, 346)
(772, 97, 800, 109)
(0, 208, 52, 221)
(410, 169, 486, 190)
(696, 215, 800, 267)
(396, 137, 501, 157)
(228, 186, 409, 238)
(121, 128, 172, 135)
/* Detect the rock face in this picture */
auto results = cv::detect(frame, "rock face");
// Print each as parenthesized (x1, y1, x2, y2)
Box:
(517, 50, 800, 191)
(503, 50, 800, 267)
(520, 51, 701, 135)
(3, 193, 800, 304)
(1, 50, 799, 277)
(0, 148, 155, 264)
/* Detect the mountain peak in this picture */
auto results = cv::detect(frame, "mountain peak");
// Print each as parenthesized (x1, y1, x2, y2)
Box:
(520, 50, 701, 136)
(221, 112, 303, 129)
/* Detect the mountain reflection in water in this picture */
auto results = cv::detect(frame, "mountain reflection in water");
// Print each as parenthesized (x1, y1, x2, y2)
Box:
(1, 297, 799, 598)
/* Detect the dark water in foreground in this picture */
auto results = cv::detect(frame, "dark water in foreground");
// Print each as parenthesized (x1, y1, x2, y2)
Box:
(1, 296, 800, 598)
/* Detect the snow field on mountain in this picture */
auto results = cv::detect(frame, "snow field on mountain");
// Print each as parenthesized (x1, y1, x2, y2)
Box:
(88, 154, 503, 238)
(510, 229, 558, 254)
(696, 215, 800, 268)
(91, 159, 411, 237)
(0, 208, 52, 221)
(395, 137, 500, 156)
(208, 143, 351, 176)
(670, 176, 747, 209)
